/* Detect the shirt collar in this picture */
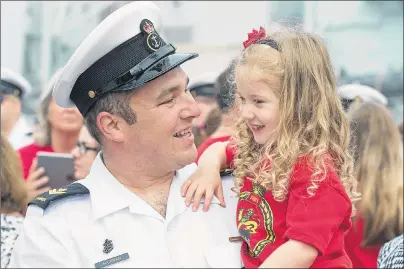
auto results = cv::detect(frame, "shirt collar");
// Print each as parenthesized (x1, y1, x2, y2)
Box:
(80, 153, 221, 221)
(80, 153, 139, 220)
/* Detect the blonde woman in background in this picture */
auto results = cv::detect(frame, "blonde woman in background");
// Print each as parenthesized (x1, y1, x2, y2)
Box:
(18, 69, 83, 198)
(344, 103, 403, 268)
(0, 134, 28, 268)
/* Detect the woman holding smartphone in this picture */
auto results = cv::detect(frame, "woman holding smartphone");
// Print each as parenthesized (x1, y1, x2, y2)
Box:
(18, 69, 83, 200)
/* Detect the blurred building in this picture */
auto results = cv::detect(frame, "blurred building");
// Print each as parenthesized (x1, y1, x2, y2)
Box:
(1, 1, 403, 123)
(269, 1, 403, 121)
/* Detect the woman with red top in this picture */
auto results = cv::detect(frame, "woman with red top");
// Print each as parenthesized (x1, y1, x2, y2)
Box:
(196, 61, 238, 162)
(344, 103, 403, 268)
(181, 26, 360, 268)
(18, 69, 83, 201)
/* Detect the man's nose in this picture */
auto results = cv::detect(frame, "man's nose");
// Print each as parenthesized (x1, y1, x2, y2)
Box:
(181, 94, 202, 119)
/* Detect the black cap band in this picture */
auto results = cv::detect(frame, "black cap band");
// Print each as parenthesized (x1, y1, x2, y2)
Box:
(0, 80, 23, 98)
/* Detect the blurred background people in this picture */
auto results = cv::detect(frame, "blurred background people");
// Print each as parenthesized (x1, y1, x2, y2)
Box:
(18, 69, 83, 196)
(344, 103, 403, 268)
(0, 133, 28, 268)
(71, 125, 100, 180)
(1, 67, 34, 150)
(189, 73, 219, 147)
(196, 61, 238, 161)
(337, 83, 388, 112)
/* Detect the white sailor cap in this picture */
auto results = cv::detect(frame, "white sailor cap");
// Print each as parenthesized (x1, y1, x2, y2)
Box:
(188, 72, 219, 97)
(337, 84, 388, 108)
(53, 1, 198, 117)
(1, 66, 32, 98)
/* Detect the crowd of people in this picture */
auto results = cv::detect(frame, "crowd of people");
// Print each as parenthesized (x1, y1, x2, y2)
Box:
(1, 1, 403, 268)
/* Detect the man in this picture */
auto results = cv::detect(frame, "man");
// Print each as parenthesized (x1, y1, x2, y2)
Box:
(9, 2, 241, 268)
(337, 83, 388, 112)
(1, 67, 34, 149)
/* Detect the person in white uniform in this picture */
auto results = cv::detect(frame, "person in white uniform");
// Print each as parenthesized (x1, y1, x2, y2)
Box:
(337, 83, 388, 112)
(1, 67, 34, 149)
(9, 1, 241, 268)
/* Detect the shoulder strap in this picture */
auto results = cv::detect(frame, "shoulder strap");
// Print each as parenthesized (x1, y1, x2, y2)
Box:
(28, 183, 90, 210)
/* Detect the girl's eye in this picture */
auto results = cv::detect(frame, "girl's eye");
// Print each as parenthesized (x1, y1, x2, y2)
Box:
(254, 100, 264, 104)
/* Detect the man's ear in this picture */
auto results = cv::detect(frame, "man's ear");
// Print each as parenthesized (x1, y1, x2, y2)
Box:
(96, 112, 125, 143)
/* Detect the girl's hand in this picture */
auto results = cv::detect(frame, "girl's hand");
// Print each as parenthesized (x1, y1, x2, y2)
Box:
(181, 167, 225, 212)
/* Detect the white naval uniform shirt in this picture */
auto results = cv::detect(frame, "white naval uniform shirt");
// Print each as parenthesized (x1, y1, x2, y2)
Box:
(9, 154, 241, 268)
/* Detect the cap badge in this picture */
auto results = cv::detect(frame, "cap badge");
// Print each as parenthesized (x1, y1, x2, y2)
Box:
(140, 19, 162, 53)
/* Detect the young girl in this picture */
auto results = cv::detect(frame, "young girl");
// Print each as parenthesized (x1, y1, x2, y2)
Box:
(345, 103, 403, 268)
(181, 26, 360, 268)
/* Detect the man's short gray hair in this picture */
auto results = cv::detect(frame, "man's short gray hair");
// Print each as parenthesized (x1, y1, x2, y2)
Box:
(85, 90, 137, 145)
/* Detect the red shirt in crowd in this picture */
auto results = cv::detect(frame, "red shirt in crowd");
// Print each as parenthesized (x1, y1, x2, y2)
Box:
(344, 215, 381, 268)
(196, 135, 231, 163)
(18, 143, 54, 180)
(225, 144, 353, 268)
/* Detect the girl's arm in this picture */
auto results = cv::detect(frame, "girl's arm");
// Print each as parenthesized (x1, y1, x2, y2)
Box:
(259, 239, 318, 268)
(181, 141, 228, 211)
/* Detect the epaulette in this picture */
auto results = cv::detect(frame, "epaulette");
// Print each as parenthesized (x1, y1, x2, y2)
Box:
(220, 168, 233, 177)
(28, 183, 89, 210)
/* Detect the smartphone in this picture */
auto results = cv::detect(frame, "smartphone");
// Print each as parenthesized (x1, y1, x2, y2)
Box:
(36, 152, 75, 189)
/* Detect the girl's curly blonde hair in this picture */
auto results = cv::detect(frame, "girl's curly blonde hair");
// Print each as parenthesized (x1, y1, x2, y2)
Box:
(231, 27, 360, 211)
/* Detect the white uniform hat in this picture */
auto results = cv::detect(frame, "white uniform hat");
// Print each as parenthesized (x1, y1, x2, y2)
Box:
(337, 83, 388, 107)
(1, 66, 32, 98)
(53, 1, 198, 116)
(188, 72, 219, 98)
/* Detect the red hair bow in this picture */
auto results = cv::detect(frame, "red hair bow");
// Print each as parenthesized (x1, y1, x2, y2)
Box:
(243, 26, 267, 48)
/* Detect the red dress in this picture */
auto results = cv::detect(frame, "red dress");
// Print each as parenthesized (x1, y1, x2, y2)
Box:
(226, 145, 353, 268)
(345, 215, 381, 268)
(18, 143, 54, 180)
(196, 135, 231, 163)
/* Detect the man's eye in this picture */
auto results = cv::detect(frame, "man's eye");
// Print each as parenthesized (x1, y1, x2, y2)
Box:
(160, 98, 174, 105)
